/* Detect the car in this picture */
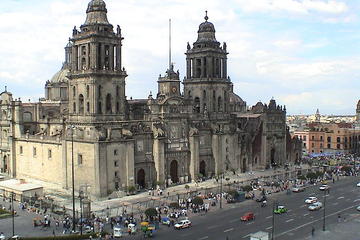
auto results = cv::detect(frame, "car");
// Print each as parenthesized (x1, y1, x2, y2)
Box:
(241, 212, 255, 221)
(292, 185, 306, 193)
(319, 185, 330, 191)
(305, 197, 318, 204)
(357, 182, 360, 187)
(308, 202, 323, 211)
(274, 205, 288, 214)
(174, 220, 191, 229)
(356, 206, 360, 211)
(256, 195, 267, 202)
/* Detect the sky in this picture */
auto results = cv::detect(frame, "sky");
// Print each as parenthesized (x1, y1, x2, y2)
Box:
(0, 0, 360, 115)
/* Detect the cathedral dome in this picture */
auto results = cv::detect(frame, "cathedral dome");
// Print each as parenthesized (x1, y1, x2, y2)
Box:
(50, 68, 69, 83)
(84, 0, 109, 25)
(87, 0, 107, 13)
(229, 92, 244, 104)
(196, 11, 217, 43)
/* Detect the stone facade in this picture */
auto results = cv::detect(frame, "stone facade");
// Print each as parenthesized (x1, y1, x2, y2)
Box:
(0, 0, 301, 197)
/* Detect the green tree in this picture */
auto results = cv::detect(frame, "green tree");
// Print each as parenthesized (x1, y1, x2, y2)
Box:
(185, 184, 190, 191)
(227, 189, 239, 198)
(145, 207, 158, 221)
(242, 185, 253, 193)
(127, 185, 136, 194)
(306, 172, 317, 180)
(192, 196, 204, 206)
(169, 202, 180, 209)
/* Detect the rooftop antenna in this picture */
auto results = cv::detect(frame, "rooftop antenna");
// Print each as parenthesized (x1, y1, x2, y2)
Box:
(169, 18, 172, 70)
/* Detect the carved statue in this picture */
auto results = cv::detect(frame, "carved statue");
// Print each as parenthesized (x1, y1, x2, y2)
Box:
(153, 124, 165, 138)
(187, 42, 191, 50)
(121, 128, 133, 138)
(189, 127, 199, 136)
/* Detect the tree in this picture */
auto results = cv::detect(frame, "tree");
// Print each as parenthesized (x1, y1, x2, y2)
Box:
(306, 172, 317, 180)
(145, 208, 158, 221)
(127, 185, 136, 194)
(242, 185, 253, 193)
(298, 175, 307, 181)
(192, 196, 204, 206)
(227, 190, 239, 198)
(185, 185, 190, 191)
(169, 202, 180, 209)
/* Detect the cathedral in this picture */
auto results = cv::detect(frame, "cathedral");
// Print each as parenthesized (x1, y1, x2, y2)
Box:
(0, 0, 302, 197)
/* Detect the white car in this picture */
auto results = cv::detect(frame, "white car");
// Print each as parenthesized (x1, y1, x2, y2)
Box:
(174, 220, 192, 229)
(356, 206, 360, 211)
(0, 233, 5, 240)
(356, 182, 360, 187)
(308, 202, 323, 211)
(305, 197, 318, 204)
(319, 185, 329, 191)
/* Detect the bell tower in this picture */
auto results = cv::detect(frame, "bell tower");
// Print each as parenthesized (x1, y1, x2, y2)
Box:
(68, 0, 127, 122)
(183, 12, 232, 114)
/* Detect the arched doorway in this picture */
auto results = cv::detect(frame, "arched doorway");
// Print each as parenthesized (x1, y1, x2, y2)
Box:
(199, 161, 206, 177)
(170, 160, 179, 183)
(271, 148, 276, 167)
(242, 158, 247, 173)
(137, 169, 145, 189)
(3, 155, 7, 173)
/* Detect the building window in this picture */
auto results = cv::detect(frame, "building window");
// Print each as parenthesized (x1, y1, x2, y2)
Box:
(114, 160, 119, 167)
(320, 143, 323, 148)
(312, 136, 314, 140)
(303, 143, 306, 147)
(48, 149, 52, 159)
(19, 146, 23, 154)
(33, 147, 37, 157)
(303, 136, 306, 141)
(320, 136, 323, 141)
(345, 137, 347, 143)
(78, 154, 83, 165)
(327, 137, 331, 142)
(115, 171, 119, 178)
(337, 137, 340, 143)
(114, 149, 118, 156)
(337, 144, 340, 149)
(327, 144, 331, 149)
(311, 143, 314, 147)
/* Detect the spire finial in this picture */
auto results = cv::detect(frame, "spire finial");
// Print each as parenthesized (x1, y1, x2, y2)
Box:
(205, 10, 209, 22)
(5, 86, 7, 92)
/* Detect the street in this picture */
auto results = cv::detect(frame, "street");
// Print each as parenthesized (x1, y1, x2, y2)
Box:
(127, 176, 360, 240)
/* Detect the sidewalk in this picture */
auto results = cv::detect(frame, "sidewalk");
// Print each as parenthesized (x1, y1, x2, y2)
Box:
(303, 214, 360, 240)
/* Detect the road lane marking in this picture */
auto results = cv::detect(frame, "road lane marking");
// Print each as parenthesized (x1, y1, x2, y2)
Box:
(266, 226, 272, 230)
(332, 202, 339, 206)
(229, 219, 238, 223)
(242, 234, 251, 238)
(286, 218, 294, 223)
(275, 204, 359, 238)
(338, 196, 345, 200)
(266, 215, 272, 219)
(353, 199, 360, 202)
(288, 209, 292, 213)
(300, 205, 306, 208)
(224, 228, 234, 233)
(198, 237, 209, 240)
(207, 225, 219, 229)
(246, 222, 254, 225)
(304, 213, 310, 216)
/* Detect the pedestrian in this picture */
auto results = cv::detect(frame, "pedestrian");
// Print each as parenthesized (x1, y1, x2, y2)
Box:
(311, 227, 315, 236)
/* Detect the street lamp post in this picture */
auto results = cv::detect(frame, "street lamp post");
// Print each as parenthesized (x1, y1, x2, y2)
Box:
(79, 190, 84, 235)
(69, 125, 76, 233)
(272, 201, 276, 240)
(11, 192, 15, 237)
(323, 189, 327, 231)
(220, 173, 223, 209)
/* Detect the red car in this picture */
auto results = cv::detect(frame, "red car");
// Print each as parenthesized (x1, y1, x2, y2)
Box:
(241, 212, 255, 221)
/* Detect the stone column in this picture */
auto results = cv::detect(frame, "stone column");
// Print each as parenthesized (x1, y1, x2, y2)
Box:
(153, 137, 165, 183)
(201, 58, 205, 78)
(191, 58, 196, 78)
(62, 139, 68, 189)
(212, 134, 223, 175)
(72, 45, 78, 71)
(126, 141, 135, 187)
(109, 44, 114, 71)
(224, 59, 227, 79)
(189, 134, 199, 182)
(186, 59, 191, 79)
(100, 44, 105, 70)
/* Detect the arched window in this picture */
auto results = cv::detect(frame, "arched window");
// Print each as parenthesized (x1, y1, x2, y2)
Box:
(73, 102, 76, 113)
(106, 94, 112, 113)
(213, 90, 216, 111)
(116, 86, 120, 97)
(98, 101, 102, 114)
(79, 94, 84, 114)
(218, 96, 222, 112)
(194, 97, 200, 113)
(188, 90, 191, 98)
(73, 86, 76, 98)
(116, 102, 120, 113)
(81, 58, 86, 70)
(86, 85, 90, 98)
(86, 102, 90, 113)
(98, 85, 102, 98)
(203, 90, 206, 100)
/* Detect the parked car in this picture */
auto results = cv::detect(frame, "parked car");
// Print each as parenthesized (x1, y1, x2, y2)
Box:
(356, 206, 360, 211)
(356, 182, 360, 187)
(241, 212, 255, 221)
(292, 185, 306, 192)
(319, 185, 330, 191)
(305, 197, 318, 204)
(274, 205, 288, 214)
(256, 195, 267, 202)
(308, 202, 323, 211)
(174, 220, 191, 230)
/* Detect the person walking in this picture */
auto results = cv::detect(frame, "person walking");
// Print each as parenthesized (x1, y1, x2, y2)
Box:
(311, 227, 315, 237)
